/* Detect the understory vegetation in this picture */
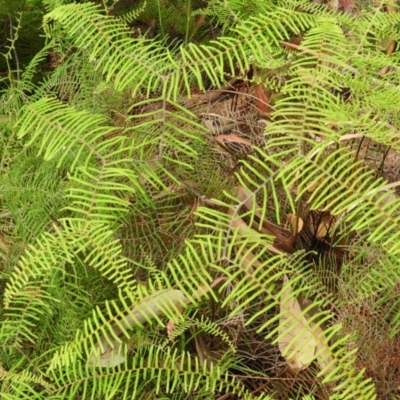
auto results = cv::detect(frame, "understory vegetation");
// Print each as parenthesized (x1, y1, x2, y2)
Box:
(1, 0, 400, 398)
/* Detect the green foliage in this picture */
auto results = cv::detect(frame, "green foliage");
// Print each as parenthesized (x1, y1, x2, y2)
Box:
(1, 0, 400, 398)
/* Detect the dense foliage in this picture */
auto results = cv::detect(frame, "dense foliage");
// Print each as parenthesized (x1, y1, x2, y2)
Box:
(1, 0, 400, 398)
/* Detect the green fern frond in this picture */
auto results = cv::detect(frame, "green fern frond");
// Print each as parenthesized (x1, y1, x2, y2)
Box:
(48, 343, 271, 399)
(43, 3, 318, 99)
(165, 311, 236, 353)
(119, 0, 147, 24)
(2, 0, 400, 398)
(17, 98, 113, 167)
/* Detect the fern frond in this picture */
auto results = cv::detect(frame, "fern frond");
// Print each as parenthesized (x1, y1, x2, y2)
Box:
(48, 343, 271, 399)
(43, 3, 317, 99)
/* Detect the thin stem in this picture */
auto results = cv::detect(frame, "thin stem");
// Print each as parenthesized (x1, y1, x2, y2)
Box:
(8, 14, 20, 81)
(185, 0, 191, 46)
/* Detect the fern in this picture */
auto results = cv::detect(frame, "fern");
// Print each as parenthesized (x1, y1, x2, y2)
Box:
(1, 0, 400, 398)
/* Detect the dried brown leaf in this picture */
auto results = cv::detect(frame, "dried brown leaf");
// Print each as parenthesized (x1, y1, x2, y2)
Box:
(216, 134, 253, 147)
(287, 214, 304, 235)
(311, 322, 335, 376)
(311, 212, 336, 239)
(279, 275, 317, 370)
(254, 85, 271, 117)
